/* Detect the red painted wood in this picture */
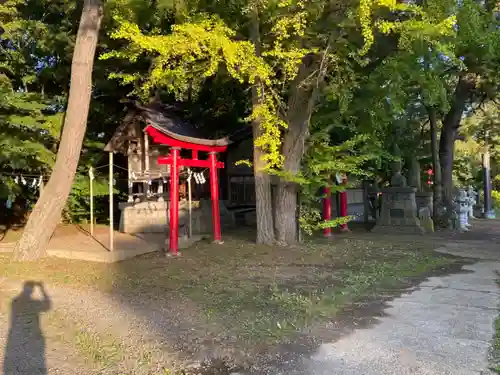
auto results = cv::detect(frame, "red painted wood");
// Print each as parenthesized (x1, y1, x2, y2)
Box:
(145, 126, 228, 152)
(209, 152, 222, 242)
(169, 148, 180, 254)
(158, 156, 224, 169)
(144, 125, 228, 248)
(323, 187, 332, 237)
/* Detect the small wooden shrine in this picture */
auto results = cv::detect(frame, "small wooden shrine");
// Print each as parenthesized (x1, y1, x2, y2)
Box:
(104, 105, 174, 202)
(105, 102, 237, 255)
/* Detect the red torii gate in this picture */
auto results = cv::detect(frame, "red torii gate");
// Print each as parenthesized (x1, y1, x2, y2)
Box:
(145, 125, 229, 255)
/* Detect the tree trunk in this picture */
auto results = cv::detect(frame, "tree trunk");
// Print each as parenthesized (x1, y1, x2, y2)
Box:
(249, 7, 275, 245)
(253, 122, 275, 245)
(438, 76, 473, 215)
(428, 107, 442, 220)
(275, 54, 324, 245)
(13, 0, 103, 261)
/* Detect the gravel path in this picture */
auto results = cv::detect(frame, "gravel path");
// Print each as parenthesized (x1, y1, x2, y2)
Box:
(252, 237, 500, 375)
(264, 261, 499, 375)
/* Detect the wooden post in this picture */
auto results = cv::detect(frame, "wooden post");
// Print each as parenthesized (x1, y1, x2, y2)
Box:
(109, 152, 114, 251)
(188, 168, 193, 238)
(89, 167, 94, 236)
(169, 148, 180, 255)
(127, 148, 133, 203)
(209, 152, 222, 243)
(39, 175, 44, 197)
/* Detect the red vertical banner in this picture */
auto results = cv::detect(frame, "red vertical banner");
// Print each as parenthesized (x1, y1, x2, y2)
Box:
(209, 152, 222, 243)
(323, 187, 332, 237)
(169, 148, 180, 255)
(339, 174, 349, 232)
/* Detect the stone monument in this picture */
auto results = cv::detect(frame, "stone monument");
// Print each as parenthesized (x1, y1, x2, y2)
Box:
(371, 147, 424, 233)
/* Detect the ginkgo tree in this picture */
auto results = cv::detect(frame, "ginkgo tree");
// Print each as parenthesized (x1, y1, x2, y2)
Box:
(101, 0, 458, 244)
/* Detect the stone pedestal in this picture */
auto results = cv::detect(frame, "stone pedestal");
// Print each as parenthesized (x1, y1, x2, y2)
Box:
(371, 187, 424, 234)
(119, 201, 169, 233)
(416, 192, 433, 217)
(118, 199, 235, 235)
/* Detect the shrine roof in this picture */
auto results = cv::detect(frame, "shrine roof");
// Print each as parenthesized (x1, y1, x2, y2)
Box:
(141, 103, 232, 147)
(105, 102, 252, 153)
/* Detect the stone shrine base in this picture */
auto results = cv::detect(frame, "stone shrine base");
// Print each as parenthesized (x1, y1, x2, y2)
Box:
(371, 187, 425, 234)
(119, 199, 235, 236)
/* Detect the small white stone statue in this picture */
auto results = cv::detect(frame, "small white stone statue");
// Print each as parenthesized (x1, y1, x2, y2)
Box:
(457, 189, 470, 231)
(467, 186, 477, 219)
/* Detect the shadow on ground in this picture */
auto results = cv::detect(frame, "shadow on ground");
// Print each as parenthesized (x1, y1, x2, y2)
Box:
(3, 281, 51, 375)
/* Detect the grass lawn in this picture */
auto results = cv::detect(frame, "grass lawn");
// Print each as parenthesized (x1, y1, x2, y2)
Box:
(0, 229, 467, 357)
(492, 316, 500, 373)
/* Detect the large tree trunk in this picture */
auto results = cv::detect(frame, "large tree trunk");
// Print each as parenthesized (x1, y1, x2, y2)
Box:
(252, 120, 275, 245)
(249, 8, 275, 245)
(13, 0, 103, 261)
(275, 54, 324, 245)
(438, 76, 474, 215)
(428, 107, 442, 220)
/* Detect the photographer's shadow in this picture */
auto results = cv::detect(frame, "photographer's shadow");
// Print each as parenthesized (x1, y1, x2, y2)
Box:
(3, 281, 51, 375)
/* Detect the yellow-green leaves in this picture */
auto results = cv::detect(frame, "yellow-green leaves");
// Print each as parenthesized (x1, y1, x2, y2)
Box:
(101, 14, 292, 169)
(358, 0, 374, 56)
(358, 0, 457, 55)
(101, 16, 274, 98)
(248, 93, 287, 169)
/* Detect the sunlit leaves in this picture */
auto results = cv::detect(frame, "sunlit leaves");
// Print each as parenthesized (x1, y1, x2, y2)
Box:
(101, 13, 293, 169)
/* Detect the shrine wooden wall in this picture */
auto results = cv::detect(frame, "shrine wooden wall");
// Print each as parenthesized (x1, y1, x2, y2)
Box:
(224, 137, 256, 207)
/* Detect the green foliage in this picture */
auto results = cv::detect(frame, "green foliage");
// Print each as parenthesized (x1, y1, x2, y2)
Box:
(0, 0, 119, 218)
(0, 1, 68, 198)
(452, 101, 500, 188)
(491, 190, 500, 210)
(297, 132, 383, 234)
(100, 12, 295, 169)
(65, 173, 119, 224)
(453, 138, 482, 188)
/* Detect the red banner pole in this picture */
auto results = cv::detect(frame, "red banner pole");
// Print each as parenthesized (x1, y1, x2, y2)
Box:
(169, 148, 180, 255)
(209, 152, 222, 243)
(323, 187, 332, 237)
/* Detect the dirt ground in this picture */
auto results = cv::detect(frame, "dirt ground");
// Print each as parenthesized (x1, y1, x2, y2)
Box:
(0, 224, 481, 374)
(0, 223, 102, 244)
